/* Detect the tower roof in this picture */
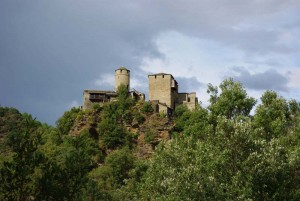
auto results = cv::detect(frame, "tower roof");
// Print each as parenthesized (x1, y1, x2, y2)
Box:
(115, 67, 130, 72)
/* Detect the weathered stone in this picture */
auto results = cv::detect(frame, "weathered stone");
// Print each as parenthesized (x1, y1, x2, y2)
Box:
(148, 73, 198, 113)
(82, 67, 145, 110)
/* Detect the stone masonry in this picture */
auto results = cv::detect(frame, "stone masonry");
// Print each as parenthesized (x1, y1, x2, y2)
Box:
(148, 73, 198, 113)
(83, 67, 145, 110)
(83, 68, 198, 113)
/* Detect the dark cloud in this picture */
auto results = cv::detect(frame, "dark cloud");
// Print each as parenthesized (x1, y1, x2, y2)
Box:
(0, 0, 161, 124)
(176, 77, 205, 93)
(231, 67, 289, 92)
(0, 0, 299, 124)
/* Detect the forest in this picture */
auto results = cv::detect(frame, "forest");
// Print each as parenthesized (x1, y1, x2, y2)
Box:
(0, 79, 299, 201)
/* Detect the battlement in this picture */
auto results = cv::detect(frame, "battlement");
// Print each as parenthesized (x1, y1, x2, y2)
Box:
(148, 72, 198, 112)
(82, 68, 198, 112)
(82, 67, 144, 110)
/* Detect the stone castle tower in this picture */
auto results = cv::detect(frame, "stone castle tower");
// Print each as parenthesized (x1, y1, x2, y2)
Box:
(83, 67, 144, 110)
(83, 67, 196, 112)
(148, 73, 198, 113)
(115, 67, 130, 91)
(148, 73, 178, 109)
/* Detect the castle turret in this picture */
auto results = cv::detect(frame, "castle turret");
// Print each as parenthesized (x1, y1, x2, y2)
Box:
(115, 67, 130, 91)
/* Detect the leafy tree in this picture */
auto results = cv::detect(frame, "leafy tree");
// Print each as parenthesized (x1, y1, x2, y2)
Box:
(79, 179, 112, 201)
(173, 104, 212, 141)
(174, 104, 189, 117)
(56, 107, 81, 135)
(98, 118, 132, 150)
(254, 91, 289, 141)
(207, 78, 256, 119)
(116, 84, 135, 112)
(140, 115, 300, 200)
(68, 134, 97, 191)
(141, 102, 154, 114)
(0, 117, 45, 201)
(89, 147, 135, 199)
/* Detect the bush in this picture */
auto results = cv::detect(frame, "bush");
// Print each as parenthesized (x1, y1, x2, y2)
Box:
(92, 103, 101, 110)
(141, 102, 154, 114)
(134, 113, 145, 124)
(174, 104, 189, 117)
(123, 110, 133, 124)
(144, 129, 155, 143)
(56, 107, 81, 135)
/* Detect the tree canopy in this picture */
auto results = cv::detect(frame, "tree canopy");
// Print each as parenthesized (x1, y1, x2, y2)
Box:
(0, 79, 299, 200)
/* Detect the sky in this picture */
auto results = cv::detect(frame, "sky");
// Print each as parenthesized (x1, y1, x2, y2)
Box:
(1, 0, 300, 125)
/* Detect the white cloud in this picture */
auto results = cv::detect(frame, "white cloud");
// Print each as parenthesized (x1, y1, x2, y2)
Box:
(2, 0, 300, 124)
(288, 68, 300, 88)
(140, 27, 300, 107)
(94, 73, 114, 89)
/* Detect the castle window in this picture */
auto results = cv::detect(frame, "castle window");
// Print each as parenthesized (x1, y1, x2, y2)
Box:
(162, 75, 164, 78)
(155, 75, 157, 79)
(188, 97, 190, 102)
(89, 93, 107, 101)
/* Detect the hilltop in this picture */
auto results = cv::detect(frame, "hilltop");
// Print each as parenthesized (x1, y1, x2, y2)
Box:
(0, 79, 300, 200)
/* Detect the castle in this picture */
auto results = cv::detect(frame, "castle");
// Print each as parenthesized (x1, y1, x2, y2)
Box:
(83, 67, 145, 110)
(83, 67, 198, 113)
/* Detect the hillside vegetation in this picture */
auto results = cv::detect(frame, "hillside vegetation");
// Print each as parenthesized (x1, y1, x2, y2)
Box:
(0, 79, 299, 200)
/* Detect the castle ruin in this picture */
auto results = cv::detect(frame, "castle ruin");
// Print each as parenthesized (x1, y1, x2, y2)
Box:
(83, 67, 145, 110)
(148, 73, 198, 114)
(83, 67, 198, 113)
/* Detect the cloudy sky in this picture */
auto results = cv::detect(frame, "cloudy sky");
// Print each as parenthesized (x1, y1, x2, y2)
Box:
(1, 0, 300, 125)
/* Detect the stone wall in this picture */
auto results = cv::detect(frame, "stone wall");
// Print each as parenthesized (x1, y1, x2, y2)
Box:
(115, 68, 130, 91)
(186, 92, 198, 110)
(148, 74, 173, 109)
(82, 90, 116, 110)
(148, 73, 198, 112)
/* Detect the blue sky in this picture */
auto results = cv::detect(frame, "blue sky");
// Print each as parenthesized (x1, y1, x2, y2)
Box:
(1, 0, 300, 125)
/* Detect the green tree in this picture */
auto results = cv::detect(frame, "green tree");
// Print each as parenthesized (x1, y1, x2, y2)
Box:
(56, 107, 81, 136)
(141, 102, 154, 114)
(254, 91, 289, 141)
(207, 78, 256, 119)
(61, 133, 98, 200)
(0, 117, 45, 201)
(98, 118, 132, 150)
(89, 147, 135, 199)
(173, 105, 211, 139)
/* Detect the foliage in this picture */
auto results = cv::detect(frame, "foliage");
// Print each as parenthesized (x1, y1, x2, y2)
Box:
(0, 117, 45, 201)
(140, 116, 300, 200)
(56, 107, 81, 135)
(1, 78, 300, 200)
(144, 129, 155, 143)
(141, 102, 154, 114)
(254, 90, 289, 141)
(134, 112, 145, 124)
(174, 104, 189, 117)
(0, 108, 100, 200)
(89, 147, 136, 199)
(207, 78, 256, 119)
(98, 118, 132, 150)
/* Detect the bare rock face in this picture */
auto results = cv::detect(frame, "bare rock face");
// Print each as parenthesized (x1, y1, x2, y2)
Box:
(134, 113, 174, 159)
(68, 110, 101, 137)
(68, 109, 174, 159)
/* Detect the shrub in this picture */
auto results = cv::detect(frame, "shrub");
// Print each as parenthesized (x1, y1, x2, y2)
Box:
(134, 113, 145, 124)
(141, 102, 154, 114)
(144, 129, 155, 143)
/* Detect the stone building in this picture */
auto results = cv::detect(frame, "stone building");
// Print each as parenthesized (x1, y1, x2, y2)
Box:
(83, 68, 198, 113)
(83, 67, 145, 110)
(148, 73, 198, 114)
